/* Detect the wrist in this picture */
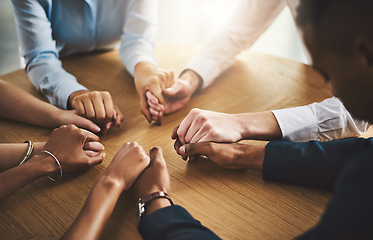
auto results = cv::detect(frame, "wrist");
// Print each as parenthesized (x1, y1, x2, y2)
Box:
(98, 174, 126, 193)
(239, 112, 282, 140)
(26, 154, 58, 176)
(143, 197, 172, 217)
(180, 69, 202, 94)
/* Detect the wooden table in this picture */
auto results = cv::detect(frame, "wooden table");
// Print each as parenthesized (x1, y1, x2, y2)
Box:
(0, 46, 340, 239)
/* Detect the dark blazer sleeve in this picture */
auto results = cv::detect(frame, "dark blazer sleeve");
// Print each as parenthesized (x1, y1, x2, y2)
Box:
(296, 150, 373, 239)
(138, 205, 221, 240)
(263, 137, 373, 189)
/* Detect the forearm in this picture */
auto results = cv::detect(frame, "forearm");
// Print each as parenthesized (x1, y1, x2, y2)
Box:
(0, 154, 53, 200)
(0, 142, 44, 172)
(263, 138, 373, 189)
(62, 175, 123, 240)
(0, 80, 63, 127)
(238, 111, 282, 141)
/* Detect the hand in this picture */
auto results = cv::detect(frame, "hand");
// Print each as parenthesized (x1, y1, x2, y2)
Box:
(176, 141, 265, 171)
(100, 142, 150, 192)
(69, 90, 124, 133)
(133, 147, 170, 198)
(134, 62, 175, 122)
(42, 125, 105, 173)
(56, 110, 101, 133)
(146, 70, 201, 122)
(172, 108, 246, 145)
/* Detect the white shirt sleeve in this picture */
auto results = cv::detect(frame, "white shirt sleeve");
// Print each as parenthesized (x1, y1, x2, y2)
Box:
(119, 0, 158, 76)
(272, 97, 370, 142)
(184, 0, 287, 88)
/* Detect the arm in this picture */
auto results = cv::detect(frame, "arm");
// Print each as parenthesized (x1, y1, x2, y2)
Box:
(273, 96, 370, 142)
(0, 125, 105, 201)
(11, 0, 87, 109)
(263, 137, 373, 189)
(296, 150, 373, 239)
(152, 0, 286, 116)
(62, 142, 150, 240)
(132, 147, 221, 240)
(119, 0, 174, 122)
(0, 79, 100, 132)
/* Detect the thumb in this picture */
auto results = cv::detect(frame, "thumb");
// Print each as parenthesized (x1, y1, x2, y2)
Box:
(74, 115, 101, 133)
(163, 82, 184, 97)
(88, 152, 106, 166)
(179, 142, 213, 157)
(149, 146, 164, 162)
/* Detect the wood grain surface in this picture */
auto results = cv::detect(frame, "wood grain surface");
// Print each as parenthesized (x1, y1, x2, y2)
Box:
(0, 45, 340, 239)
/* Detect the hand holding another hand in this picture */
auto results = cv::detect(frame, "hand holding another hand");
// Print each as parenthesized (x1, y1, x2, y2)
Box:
(69, 90, 124, 134)
(40, 124, 105, 174)
(100, 142, 150, 192)
(134, 62, 175, 122)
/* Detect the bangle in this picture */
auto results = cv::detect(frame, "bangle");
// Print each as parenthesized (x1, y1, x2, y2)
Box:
(19, 141, 34, 165)
(42, 150, 63, 181)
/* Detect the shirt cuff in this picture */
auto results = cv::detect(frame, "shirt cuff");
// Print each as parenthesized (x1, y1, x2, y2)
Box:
(183, 54, 221, 89)
(121, 52, 157, 77)
(56, 81, 87, 109)
(272, 106, 318, 142)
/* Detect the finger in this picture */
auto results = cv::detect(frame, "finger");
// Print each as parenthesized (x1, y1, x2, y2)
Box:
(184, 117, 203, 143)
(72, 99, 86, 116)
(190, 126, 208, 143)
(88, 152, 106, 166)
(102, 92, 114, 122)
(146, 91, 159, 106)
(149, 146, 164, 161)
(84, 150, 101, 157)
(91, 94, 107, 124)
(140, 94, 152, 123)
(177, 110, 200, 144)
(148, 100, 163, 112)
(173, 139, 182, 154)
(149, 85, 165, 104)
(81, 97, 95, 121)
(171, 126, 179, 140)
(84, 141, 104, 151)
(79, 128, 100, 142)
(163, 82, 185, 98)
(101, 121, 113, 135)
(72, 113, 101, 133)
(179, 142, 213, 157)
(113, 106, 124, 127)
(149, 107, 161, 117)
(166, 71, 175, 88)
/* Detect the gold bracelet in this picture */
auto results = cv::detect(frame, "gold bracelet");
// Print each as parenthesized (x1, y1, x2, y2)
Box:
(42, 150, 63, 181)
(18, 141, 34, 165)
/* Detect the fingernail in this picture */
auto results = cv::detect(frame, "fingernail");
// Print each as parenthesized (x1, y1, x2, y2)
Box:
(103, 152, 106, 158)
(150, 99, 157, 104)
(95, 126, 101, 132)
(179, 146, 186, 154)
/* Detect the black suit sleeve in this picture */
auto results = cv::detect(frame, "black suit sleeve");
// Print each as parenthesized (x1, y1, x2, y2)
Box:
(263, 137, 373, 189)
(138, 205, 221, 240)
(296, 151, 373, 239)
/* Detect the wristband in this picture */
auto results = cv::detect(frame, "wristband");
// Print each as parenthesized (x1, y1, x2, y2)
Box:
(42, 150, 63, 181)
(137, 191, 174, 222)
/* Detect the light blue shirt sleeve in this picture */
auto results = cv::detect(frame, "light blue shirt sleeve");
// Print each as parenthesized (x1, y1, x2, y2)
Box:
(11, 0, 87, 109)
(120, 0, 158, 76)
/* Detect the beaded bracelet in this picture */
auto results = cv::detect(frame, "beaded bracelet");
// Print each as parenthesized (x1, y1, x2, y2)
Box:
(42, 150, 63, 181)
(18, 140, 34, 165)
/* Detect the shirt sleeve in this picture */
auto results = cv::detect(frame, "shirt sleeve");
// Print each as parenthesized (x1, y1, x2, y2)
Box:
(139, 205, 221, 240)
(119, 0, 158, 76)
(295, 150, 373, 239)
(183, 0, 286, 88)
(272, 96, 370, 142)
(263, 137, 373, 190)
(11, 0, 87, 109)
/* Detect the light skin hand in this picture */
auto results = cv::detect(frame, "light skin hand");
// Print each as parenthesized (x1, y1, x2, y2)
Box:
(146, 69, 201, 122)
(42, 124, 105, 173)
(133, 147, 171, 217)
(173, 109, 246, 145)
(69, 90, 124, 133)
(134, 62, 175, 122)
(176, 141, 265, 171)
(172, 110, 283, 145)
